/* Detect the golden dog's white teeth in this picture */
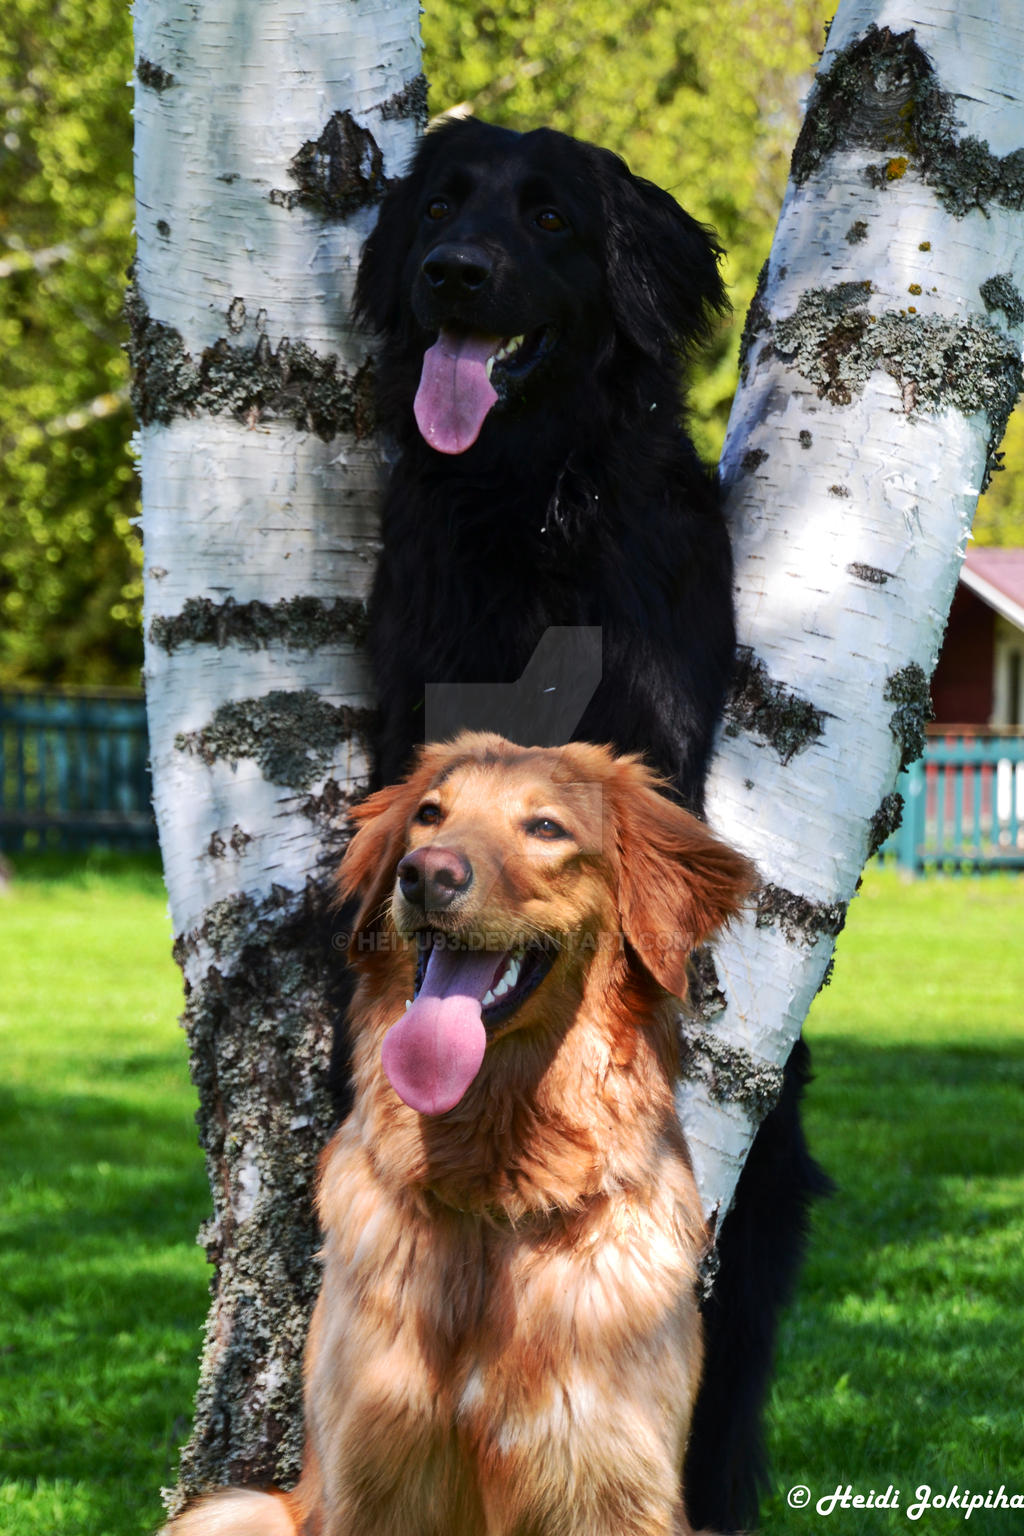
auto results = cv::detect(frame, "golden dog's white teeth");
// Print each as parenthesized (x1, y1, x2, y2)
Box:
(505, 955, 522, 989)
(405, 999, 413, 1011)
(482, 987, 496, 1006)
(485, 355, 496, 381)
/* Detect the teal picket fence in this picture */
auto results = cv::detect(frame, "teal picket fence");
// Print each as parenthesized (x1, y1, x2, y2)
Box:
(0, 689, 156, 851)
(882, 733, 1024, 874)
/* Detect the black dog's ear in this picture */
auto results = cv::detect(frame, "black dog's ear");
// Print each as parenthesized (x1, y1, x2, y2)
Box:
(593, 148, 728, 362)
(354, 167, 423, 336)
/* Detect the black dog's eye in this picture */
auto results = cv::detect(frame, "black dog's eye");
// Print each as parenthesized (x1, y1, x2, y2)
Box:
(535, 209, 567, 233)
(525, 816, 570, 840)
(425, 198, 450, 221)
(414, 802, 443, 826)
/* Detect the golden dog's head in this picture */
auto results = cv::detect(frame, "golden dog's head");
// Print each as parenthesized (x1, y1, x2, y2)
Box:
(338, 733, 753, 1116)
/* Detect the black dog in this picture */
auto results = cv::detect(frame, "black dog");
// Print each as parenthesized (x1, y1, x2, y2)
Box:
(350, 115, 827, 1532)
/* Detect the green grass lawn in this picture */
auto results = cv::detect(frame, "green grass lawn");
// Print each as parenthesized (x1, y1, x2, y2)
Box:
(1, 855, 1022, 1534)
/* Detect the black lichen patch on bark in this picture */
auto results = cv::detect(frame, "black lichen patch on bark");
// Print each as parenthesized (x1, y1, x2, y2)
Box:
(166, 879, 348, 1506)
(791, 23, 1024, 218)
(885, 661, 932, 770)
(848, 561, 892, 585)
(980, 274, 1024, 330)
(772, 283, 1023, 457)
(150, 595, 369, 654)
(379, 73, 430, 127)
(725, 646, 829, 764)
(846, 219, 869, 244)
(137, 56, 175, 91)
(272, 111, 390, 218)
(741, 447, 770, 474)
(175, 690, 375, 790)
(124, 278, 376, 440)
(679, 1025, 785, 1121)
(756, 882, 848, 946)
(868, 789, 904, 856)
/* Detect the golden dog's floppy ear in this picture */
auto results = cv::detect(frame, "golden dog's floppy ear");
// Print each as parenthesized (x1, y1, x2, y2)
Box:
(609, 768, 757, 999)
(336, 743, 454, 946)
(336, 780, 411, 945)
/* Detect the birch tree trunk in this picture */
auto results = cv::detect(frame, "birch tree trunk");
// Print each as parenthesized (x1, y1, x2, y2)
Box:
(132, 0, 1024, 1514)
(129, 0, 421, 1508)
(680, 0, 1024, 1229)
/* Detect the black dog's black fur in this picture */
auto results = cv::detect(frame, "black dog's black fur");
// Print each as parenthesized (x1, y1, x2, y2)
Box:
(356, 116, 733, 811)
(347, 116, 828, 1532)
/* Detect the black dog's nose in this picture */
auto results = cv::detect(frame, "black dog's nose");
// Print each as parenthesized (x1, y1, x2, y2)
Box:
(397, 846, 473, 910)
(421, 242, 493, 296)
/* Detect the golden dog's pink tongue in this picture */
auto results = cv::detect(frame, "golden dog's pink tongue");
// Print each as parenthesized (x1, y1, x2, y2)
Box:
(413, 329, 499, 455)
(381, 945, 502, 1115)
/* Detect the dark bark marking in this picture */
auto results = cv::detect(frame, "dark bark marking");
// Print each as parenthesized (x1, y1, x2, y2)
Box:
(799, 429, 813, 448)
(756, 882, 848, 945)
(378, 74, 430, 127)
(125, 277, 377, 440)
(740, 447, 770, 474)
(149, 595, 369, 654)
(687, 946, 728, 1024)
(847, 561, 892, 585)
(725, 646, 829, 763)
(175, 690, 375, 790)
(791, 24, 1024, 218)
(771, 283, 1023, 473)
(885, 661, 932, 770)
(868, 789, 904, 856)
(167, 879, 346, 1504)
(679, 1025, 785, 1121)
(207, 825, 254, 860)
(828, 483, 850, 497)
(137, 57, 175, 92)
(980, 274, 1024, 329)
(816, 953, 836, 993)
(271, 112, 390, 218)
(737, 260, 771, 378)
(846, 220, 869, 244)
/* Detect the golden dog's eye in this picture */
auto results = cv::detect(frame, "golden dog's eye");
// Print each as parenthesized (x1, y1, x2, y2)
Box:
(414, 802, 443, 826)
(425, 198, 450, 221)
(525, 816, 570, 840)
(535, 208, 566, 233)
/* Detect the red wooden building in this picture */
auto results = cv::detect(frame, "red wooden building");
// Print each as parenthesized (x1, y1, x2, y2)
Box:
(931, 547, 1024, 729)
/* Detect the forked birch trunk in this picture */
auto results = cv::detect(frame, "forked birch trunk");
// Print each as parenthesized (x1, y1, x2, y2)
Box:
(133, 0, 1024, 1513)
(679, 0, 1024, 1228)
(129, 0, 421, 1507)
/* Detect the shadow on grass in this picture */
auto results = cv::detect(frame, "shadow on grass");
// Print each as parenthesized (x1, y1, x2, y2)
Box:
(763, 1037, 1024, 1534)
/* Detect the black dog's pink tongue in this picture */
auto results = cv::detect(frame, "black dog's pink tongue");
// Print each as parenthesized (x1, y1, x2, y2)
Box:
(381, 944, 503, 1115)
(414, 329, 499, 455)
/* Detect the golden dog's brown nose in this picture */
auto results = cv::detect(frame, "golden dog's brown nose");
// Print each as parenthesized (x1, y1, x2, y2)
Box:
(397, 846, 473, 911)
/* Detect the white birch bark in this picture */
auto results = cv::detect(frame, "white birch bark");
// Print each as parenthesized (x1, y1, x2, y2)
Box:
(131, 0, 421, 1504)
(680, 0, 1024, 1226)
(134, 0, 1024, 1508)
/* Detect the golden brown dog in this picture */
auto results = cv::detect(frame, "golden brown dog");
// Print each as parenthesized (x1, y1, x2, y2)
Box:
(163, 733, 753, 1536)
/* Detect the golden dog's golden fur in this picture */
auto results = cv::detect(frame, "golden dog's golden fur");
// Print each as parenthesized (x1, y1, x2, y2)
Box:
(163, 734, 753, 1536)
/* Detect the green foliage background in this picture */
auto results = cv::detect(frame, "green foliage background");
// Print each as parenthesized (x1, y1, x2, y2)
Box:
(2, 0, 1023, 687)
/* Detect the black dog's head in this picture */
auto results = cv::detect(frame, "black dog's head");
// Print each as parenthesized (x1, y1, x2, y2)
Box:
(355, 116, 726, 456)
